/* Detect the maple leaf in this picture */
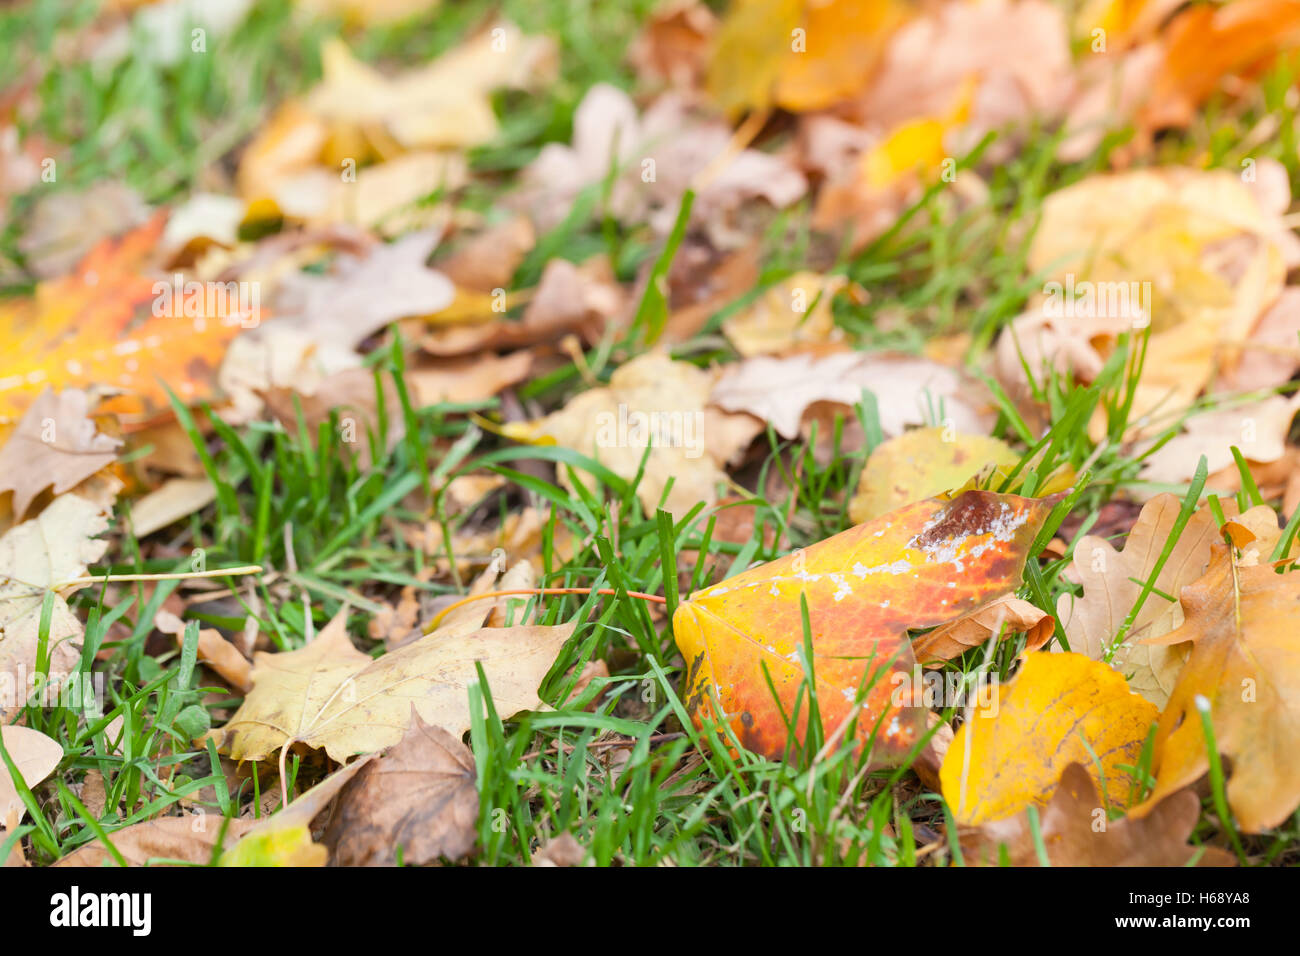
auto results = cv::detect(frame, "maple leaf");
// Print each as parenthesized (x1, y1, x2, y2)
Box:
(0, 388, 121, 519)
(0, 216, 246, 427)
(962, 762, 1234, 866)
(709, 350, 995, 441)
(322, 709, 478, 866)
(211, 610, 574, 763)
(940, 652, 1158, 825)
(1131, 547, 1300, 832)
(506, 352, 759, 517)
(672, 490, 1054, 764)
(0, 494, 110, 722)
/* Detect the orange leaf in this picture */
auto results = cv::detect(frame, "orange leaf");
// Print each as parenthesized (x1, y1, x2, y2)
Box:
(672, 490, 1055, 764)
(1143, 0, 1300, 130)
(0, 216, 248, 426)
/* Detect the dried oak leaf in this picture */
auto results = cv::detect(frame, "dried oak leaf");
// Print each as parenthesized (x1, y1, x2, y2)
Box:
(1056, 493, 1224, 707)
(673, 490, 1053, 764)
(323, 709, 477, 866)
(940, 652, 1158, 825)
(212, 610, 573, 763)
(0, 494, 109, 722)
(0, 388, 121, 519)
(962, 762, 1234, 866)
(1130, 547, 1300, 832)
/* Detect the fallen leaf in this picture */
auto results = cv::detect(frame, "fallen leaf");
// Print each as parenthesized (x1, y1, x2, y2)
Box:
(912, 595, 1052, 663)
(54, 814, 255, 866)
(0, 494, 110, 721)
(710, 350, 995, 441)
(420, 256, 624, 357)
(848, 427, 1019, 525)
(0, 726, 62, 822)
(673, 490, 1054, 763)
(532, 831, 586, 866)
(1141, 0, 1300, 131)
(721, 272, 845, 356)
(1057, 494, 1227, 707)
(507, 352, 744, 516)
(0, 216, 246, 426)
(219, 824, 326, 866)
(1132, 546, 1300, 832)
(17, 181, 150, 279)
(940, 652, 1158, 825)
(322, 709, 478, 865)
(218, 228, 452, 419)
(962, 762, 1234, 866)
(1139, 393, 1300, 486)
(129, 477, 217, 538)
(628, 0, 717, 92)
(436, 217, 535, 293)
(212, 610, 574, 763)
(0, 388, 121, 519)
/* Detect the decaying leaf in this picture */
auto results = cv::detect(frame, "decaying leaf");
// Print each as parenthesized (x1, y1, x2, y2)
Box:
(963, 762, 1234, 866)
(322, 709, 478, 865)
(673, 490, 1054, 763)
(1132, 547, 1300, 832)
(940, 652, 1158, 825)
(848, 427, 1019, 525)
(1056, 494, 1224, 707)
(710, 350, 995, 441)
(0, 494, 110, 721)
(0, 388, 121, 518)
(212, 610, 573, 763)
(54, 815, 256, 867)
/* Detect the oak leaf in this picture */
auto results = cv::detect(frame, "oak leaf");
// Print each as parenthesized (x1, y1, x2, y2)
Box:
(0, 388, 121, 519)
(322, 710, 478, 866)
(940, 652, 1158, 825)
(1056, 493, 1224, 707)
(962, 762, 1234, 866)
(1131, 547, 1300, 832)
(672, 490, 1054, 763)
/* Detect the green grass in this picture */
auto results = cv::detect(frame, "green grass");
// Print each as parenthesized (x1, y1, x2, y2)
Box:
(3, 0, 1300, 868)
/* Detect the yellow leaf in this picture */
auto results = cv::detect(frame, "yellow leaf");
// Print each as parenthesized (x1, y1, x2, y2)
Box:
(940, 652, 1158, 825)
(219, 824, 327, 867)
(848, 427, 1019, 524)
(721, 272, 845, 356)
